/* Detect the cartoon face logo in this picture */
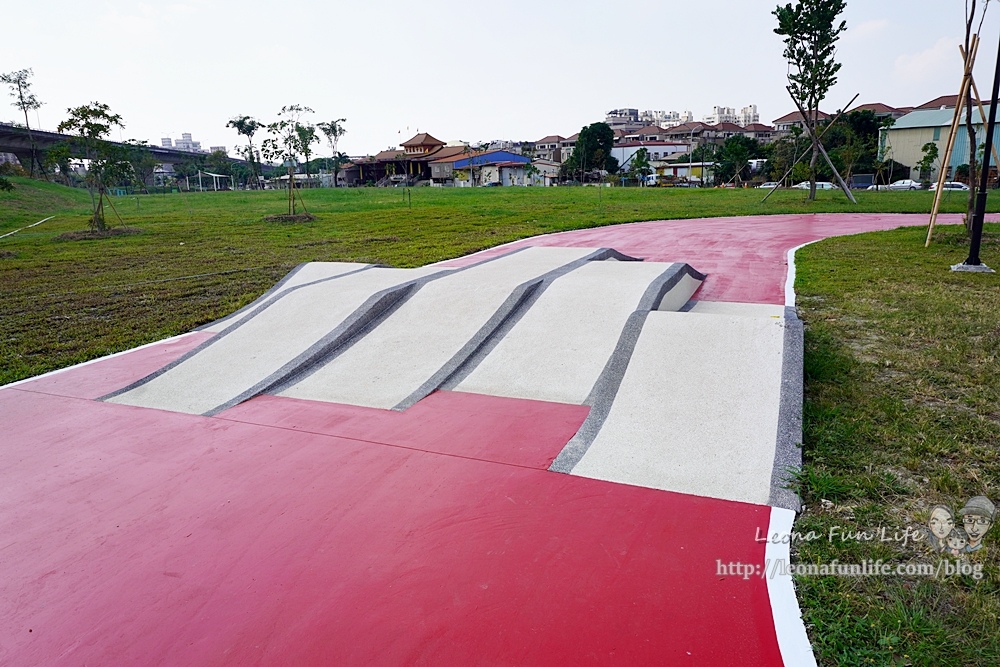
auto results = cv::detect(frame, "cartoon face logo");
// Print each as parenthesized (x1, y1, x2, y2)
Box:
(945, 527, 968, 557)
(927, 497, 995, 555)
(959, 496, 996, 553)
(928, 505, 955, 543)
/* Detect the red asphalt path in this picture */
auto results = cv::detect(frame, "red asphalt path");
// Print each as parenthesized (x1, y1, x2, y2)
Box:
(442, 213, 968, 304)
(1, 214, 956, 665)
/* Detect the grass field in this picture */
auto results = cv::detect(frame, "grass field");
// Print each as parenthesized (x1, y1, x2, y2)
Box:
(2, 178, 999, 665)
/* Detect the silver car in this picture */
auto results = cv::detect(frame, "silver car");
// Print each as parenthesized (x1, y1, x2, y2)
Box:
(888, 179, 923, 190)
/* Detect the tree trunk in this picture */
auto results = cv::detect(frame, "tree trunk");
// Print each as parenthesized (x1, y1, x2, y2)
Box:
(966, 88, 978, 234)
(288, 165, 295, 215)
(808, 142, 819, 201)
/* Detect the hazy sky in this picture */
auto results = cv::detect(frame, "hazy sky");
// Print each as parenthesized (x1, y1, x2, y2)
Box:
(2, 1, 997, 157)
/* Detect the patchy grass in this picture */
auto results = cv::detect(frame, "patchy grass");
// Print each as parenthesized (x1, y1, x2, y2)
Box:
(794, 224, 1000, 666)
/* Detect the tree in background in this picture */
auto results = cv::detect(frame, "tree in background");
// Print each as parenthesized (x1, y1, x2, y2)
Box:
(125, 140, 159, 192)
(628, 147, 652, 185)
(57, 102, 133, 231)
(1, 68, 44, 178)
(916, 141, 940, 183)
(296, 123, 319, 182)
(261, 104, 314, 215)
(226, 115, 263, 189)
(564, 122, 618, 181)
(773, 0, 847, 200)
(714, 135, 764, 185)
(317, 119, 347, 187)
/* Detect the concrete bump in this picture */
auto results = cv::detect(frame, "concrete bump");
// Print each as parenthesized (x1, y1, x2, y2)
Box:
(564, 311, 787, 505)
(276, 246, 617, 410)
(549, 263, 706, 473)
(769, 306, 804, 511)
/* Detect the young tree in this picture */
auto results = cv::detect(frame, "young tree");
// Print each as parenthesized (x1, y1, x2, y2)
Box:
(628, 147, 652, 185)
(715, 134, 764, 185)
(317, 119, 346, 186)
(261, 104, 314, 214)
(916, 141, 940, 183)
(963, 1, 992, 232)
(773, 0, 847, 200)
(296, 123, 319, 182)
(226, 115, 262, 189)
(330, 151, 350, 187)
(57, 102, 133, 231)
(1, 68, 44, 177)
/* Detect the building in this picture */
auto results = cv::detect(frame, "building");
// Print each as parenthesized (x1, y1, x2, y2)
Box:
(704, 106, 737, 124)
(611, 141, 688, 171)
(439, 149, 531, 187)
(738, 105, 760, 125)
(772, 111, 831, 134)
(879, 105, 1000, 180)
(533, 135, 563, 162)
(160, 133, 207, 153)
(605, 109, 639, 127)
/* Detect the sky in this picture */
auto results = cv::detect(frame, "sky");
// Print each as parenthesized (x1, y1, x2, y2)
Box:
(2, 1, 997, 158)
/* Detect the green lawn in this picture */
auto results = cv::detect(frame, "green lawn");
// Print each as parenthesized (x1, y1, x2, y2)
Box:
(2, 178, 999, 665)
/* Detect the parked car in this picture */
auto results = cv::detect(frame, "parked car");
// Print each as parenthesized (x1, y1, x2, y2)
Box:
(866, 184, 890, 191)
(756, 181, 780, 189)
(929, 181, 970, 191)
(793, 181, 835, 190)
(888, 179, 923, 190)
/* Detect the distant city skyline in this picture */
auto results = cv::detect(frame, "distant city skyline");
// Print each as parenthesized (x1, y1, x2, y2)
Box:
(2, 1, 996, 158)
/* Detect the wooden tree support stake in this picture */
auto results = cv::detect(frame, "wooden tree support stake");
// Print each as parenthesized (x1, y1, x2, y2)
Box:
(787, 88, 857, 203)
(927, 35, 979, 247)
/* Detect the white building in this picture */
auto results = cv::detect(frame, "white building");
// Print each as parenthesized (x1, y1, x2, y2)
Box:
(161, 133, 207, 153)
(738, 105, 760, 125)
(704, 105, 760, 125)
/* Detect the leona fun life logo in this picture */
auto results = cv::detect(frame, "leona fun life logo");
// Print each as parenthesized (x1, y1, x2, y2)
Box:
(926, 496, 995, 556)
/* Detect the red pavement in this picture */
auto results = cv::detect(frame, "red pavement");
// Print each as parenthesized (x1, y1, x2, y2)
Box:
(1, 213, 949, 665)
(443, 213, 966, 304)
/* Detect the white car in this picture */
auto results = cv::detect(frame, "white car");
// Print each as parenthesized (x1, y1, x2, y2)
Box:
(929, 181, 970, 191)
(756, 181, 780, 189)
(888, 179, 923, 190)
(866, 184, 890, 191)
(793, 181, 835, 190)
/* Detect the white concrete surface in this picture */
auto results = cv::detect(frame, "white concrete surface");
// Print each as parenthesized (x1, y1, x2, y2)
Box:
(655, 272, 703, 312)
(279, 246, 599, 409)
(202, 262, 370, 333)
(686, 301, 786, 318)
(570, 310, 786, 505)
(455, 261, 697, 404)
(109, 266, 445, 414)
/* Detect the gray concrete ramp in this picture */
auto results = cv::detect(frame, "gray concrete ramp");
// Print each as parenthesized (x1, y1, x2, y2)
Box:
(275, 246, 610, 409)
(200, 262, 371, 333)
(450, 261, 703, 404)
(556, 309, 787, 505)
(104, 266, 449, 415)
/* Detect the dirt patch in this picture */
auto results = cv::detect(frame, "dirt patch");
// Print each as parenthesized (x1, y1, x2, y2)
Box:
(263, 213, 316, 223)
(55, 227, 142, 241)
(0, 250, 16, 259)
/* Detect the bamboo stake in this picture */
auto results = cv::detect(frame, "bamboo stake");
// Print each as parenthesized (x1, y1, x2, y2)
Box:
(927, 35, 979, 246)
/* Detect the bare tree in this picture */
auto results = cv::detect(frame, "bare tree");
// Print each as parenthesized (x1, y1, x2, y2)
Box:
(964, 0, 992, 232)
